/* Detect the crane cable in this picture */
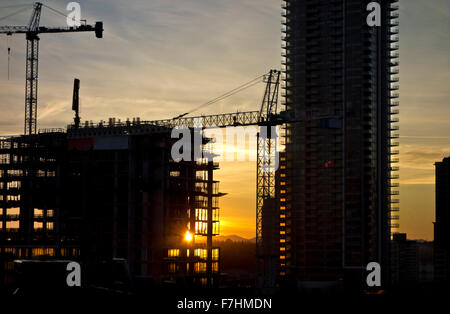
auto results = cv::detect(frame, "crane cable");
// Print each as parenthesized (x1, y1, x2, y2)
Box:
(0, 4, 30, 10)
(0, 3, 83, 80)
(172, 73, 266, 119)
(0, 6, 30, 23)
(41, 4, 85, 25)
(0, 4, 31, 80)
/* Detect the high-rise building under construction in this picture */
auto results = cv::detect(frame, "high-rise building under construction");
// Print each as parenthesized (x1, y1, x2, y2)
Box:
(0, 120, 223, 292)
(279, 0, 399, 290)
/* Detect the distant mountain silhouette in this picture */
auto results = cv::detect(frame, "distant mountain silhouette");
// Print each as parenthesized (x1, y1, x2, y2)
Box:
(214, 235, 255, 242)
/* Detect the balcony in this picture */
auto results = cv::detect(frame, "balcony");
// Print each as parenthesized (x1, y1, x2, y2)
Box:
(390, 84, 399, 90)
(389, 28, 399, 35)
(389, 117, 400, 123)
(389, 134, 400, 140)
(389, 36, 399, 43)
(389, 44, 399, 51)
(390, 52, 399, 59)
(389, 21, 399, 27)
(390, 4, 399, 11)
(390, 101, 400, 107)
(390, 109, 400, 115)
(390, 60, 399, 67)
(390, 12, 399, 19)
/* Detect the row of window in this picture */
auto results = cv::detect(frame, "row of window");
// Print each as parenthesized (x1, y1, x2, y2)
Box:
(0, 247, 78, 257)
(168, 261, 219, 274)
(0, 208, 54, 217)
(0, 221, 54, 230)
(167, 248, 219, 260)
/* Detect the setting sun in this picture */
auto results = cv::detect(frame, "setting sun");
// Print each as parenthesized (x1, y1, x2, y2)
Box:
(184, 231, 193, 242)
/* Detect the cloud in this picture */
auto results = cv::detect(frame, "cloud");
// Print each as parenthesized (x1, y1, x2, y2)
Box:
(399, 142, 450, 184)
(401, 149, 449, 170)
(1, 0, 449, 239)
(0, 0, 280, 135)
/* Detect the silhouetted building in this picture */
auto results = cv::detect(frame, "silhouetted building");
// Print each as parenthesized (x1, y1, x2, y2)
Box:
(391, 233, 433, 286)
(434, 157, 450, 283)
(0, 120, 223, 291)
(280, 0, 399, 290)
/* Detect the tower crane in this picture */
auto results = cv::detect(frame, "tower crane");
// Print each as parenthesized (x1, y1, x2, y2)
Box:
(0, 2, 103, 135)
(76, 69, 284, 286)
(67, 70, 284, 284)
(134, 69, 338, 288)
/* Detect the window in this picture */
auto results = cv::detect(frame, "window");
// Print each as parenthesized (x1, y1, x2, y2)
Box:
(168, 249, 180, 257)
(194, 248, 207, 259)
(212, 248, 219, 261)
(168, 262, 177, 273)
(7, 208, 20, 216)
(212, 262, 219, 273)
(194, 262, 207, 273)
(32, 248, 55, 257)
(6, 221, 19, 230)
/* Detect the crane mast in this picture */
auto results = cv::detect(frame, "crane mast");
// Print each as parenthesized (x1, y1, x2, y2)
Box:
(24, 2, 42, 135)
(256, 70, 281, 289)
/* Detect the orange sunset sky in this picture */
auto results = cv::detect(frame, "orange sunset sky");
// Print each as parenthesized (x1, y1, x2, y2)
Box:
(0, 0, 449, 240)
